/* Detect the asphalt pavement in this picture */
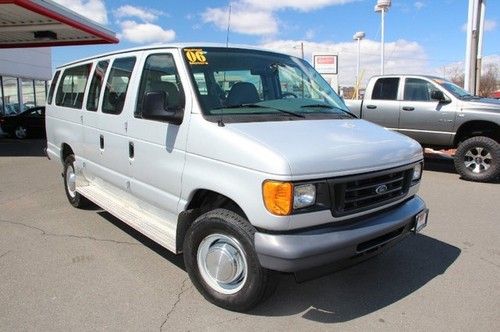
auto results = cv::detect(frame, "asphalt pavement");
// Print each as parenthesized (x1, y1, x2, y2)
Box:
(0, 139, 499, 331)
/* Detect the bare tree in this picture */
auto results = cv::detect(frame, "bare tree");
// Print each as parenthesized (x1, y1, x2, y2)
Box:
(478, 63, 499, 97)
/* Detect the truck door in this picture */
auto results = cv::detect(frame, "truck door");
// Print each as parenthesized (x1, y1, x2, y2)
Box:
(398, 77, 455, 146)
(362, 77, 400, 129)
(127, 51, 189, 216)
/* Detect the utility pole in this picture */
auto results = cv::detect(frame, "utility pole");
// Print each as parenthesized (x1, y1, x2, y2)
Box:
(464, 0, 485, 94)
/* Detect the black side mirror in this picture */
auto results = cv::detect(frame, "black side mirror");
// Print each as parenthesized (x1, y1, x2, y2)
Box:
(142, 91, 183, 125)
(431, 90, 447, 102)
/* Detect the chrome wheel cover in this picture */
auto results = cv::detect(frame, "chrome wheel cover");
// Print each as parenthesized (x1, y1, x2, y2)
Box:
(197, 233, 248, 295)
(464, 147, 492, 174)
(66, 165, 77, 198)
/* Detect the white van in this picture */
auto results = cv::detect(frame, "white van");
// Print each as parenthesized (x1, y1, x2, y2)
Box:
(46, 44, 428, 311)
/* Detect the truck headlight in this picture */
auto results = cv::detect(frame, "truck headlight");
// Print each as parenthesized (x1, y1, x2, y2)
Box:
(412, 163, 423, 183)
(293, 184, 316, 209)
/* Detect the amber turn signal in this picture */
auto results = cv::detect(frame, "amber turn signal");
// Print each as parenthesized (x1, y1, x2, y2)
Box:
(262, 180, 293, 216)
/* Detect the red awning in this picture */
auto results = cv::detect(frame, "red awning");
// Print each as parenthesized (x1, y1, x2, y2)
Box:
(0, 0, 118, 48)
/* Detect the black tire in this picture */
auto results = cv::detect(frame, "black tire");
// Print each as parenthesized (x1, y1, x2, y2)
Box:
(454, 136, 500, 182)
(63, 155, 90, 208)
(183, 208, 277, 312)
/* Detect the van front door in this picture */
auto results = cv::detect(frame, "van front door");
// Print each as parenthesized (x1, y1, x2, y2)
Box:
(127, 52, 189, 218)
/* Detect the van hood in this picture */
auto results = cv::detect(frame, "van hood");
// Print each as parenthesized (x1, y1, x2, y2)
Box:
(227, 119, 423, 177)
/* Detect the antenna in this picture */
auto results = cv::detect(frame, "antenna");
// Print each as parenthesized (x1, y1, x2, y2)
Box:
(226, 4, 231, 47)
(219, 3, 231, 127)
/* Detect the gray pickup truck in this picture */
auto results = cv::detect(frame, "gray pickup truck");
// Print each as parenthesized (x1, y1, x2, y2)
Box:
(345, 75, 500, 182)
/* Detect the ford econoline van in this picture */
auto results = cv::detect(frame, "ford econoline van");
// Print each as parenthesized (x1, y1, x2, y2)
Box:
(46, 44, 428, 311)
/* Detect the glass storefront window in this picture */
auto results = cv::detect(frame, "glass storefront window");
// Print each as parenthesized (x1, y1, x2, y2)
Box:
(34, 80, 47, 106)
(22, 78, 35, 110)
(2, 76, 20, 115)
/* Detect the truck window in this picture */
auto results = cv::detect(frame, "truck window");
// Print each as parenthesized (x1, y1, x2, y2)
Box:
(403, 78, 439, 102)
(55, 64, 92, 109)
(86, 60, 109, 111)
(102, 57, 136, 115)
(47, 70, 60, 105)
(136, 53, 185, 117)
(372, 77, 399, 100)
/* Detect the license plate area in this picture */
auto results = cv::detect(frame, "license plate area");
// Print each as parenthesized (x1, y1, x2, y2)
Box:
(414, 209, 429, 233)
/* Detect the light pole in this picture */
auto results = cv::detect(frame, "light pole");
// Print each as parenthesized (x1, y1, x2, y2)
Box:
(353, 31, 365, 98)
(375, 0, 391, 75)
(293, 42, 304, 59)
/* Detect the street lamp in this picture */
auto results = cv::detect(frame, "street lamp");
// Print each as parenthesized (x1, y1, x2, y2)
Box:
(353, 31, 365, 98)
(375, 0, 391, 75)
(293, 42, 305, 59)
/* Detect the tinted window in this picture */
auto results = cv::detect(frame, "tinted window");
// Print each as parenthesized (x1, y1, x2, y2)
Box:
(102, 57, 136, 115)
(372, 77, 399, 100)
(86, 60, 109, 111)
(55, 64, 92, 109)
(136, 54, 184, 117)
(47, 71, 60, 105)
(404, 78, 440, 102)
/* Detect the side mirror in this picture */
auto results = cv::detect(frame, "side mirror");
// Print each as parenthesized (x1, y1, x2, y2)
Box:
(142, 91, 183, 125)
(431, 90, 447, 102)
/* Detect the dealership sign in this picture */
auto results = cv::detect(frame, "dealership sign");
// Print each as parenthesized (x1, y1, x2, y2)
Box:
(312, 54, 338, 75)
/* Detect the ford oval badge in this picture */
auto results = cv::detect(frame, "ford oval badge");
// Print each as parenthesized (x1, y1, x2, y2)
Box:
(375, 184, 388, 194)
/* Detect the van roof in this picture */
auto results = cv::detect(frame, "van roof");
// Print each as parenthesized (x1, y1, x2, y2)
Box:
(57, 43, 281, 69)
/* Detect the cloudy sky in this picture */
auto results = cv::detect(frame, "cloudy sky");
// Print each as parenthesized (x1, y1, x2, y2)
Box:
(52, 0, 499, 86)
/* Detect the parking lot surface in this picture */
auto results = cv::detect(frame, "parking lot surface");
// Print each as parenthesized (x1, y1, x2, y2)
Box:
(1, 139, 499, 331)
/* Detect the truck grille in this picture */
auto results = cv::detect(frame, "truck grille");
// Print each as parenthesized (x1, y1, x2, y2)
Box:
(328, 167, 413, 217)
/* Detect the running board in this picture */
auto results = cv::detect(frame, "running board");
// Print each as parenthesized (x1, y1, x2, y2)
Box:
(77, 179, 177, 253)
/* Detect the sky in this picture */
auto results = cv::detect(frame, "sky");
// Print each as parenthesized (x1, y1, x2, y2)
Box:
(51, 0, 500, 86)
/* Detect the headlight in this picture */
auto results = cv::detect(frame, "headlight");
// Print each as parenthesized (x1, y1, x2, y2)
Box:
(262, 181, 318, 216)
(293, 184, 316, 209)
(412, 163, 422, 182)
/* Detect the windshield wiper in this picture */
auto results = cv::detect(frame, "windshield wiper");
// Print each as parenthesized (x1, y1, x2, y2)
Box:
(301, 104, 358, 118)
(213, 103, 305, 118)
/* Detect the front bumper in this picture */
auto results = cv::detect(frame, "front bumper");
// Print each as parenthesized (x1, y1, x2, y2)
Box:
(254, 195, 427, 272)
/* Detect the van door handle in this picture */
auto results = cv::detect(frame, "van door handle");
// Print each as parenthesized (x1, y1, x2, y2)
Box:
(129, 141, 134, 159)
(366, 105, 377, 109)
(99, 135, 104, 150)
(402, 106, 415, 111)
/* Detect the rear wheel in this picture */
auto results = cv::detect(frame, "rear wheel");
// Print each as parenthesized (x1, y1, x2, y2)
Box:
(183, 208, 277, 312)
(63, 155, 90, 208)
(454, 136, 499, 182)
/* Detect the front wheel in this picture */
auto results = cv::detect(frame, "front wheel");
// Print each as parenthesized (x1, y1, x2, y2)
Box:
(454, 136, 499, 182)
(183, 209, 277, 312)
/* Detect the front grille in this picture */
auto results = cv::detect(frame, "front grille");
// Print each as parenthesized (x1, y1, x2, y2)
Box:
(328, 167, 413, 217)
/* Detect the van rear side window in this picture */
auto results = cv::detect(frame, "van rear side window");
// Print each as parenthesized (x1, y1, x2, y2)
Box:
(102, 57, 136, 115)
(55, 64, 92, 109)
(47, 70, 60, 105)
(86, 60, 109, 111)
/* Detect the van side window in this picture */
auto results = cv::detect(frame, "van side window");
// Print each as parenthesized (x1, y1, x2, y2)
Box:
(372, 77, 399, 100)
(136, 53, 185, 117)
(55, 64, 92, 108)
(403, 78, 440, 102)
(86, 60, 109, 111)
(47, 70, 60, 105)
(102, 57, 136, 115)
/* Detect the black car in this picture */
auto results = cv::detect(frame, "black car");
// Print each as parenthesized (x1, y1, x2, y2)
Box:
(0, 106, 46, 139)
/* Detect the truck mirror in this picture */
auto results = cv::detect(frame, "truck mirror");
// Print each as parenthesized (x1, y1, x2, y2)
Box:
(142, 91, 183, 125)
(431, 90, 446, 102)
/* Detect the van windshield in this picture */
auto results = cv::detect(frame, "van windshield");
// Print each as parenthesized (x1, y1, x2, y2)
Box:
(183, 47, 352, 122)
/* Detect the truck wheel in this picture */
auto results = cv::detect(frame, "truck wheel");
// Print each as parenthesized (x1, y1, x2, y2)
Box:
(63, 155, 90, 208)
(183, 208, 277, 312)
(454, 136, 499, 182)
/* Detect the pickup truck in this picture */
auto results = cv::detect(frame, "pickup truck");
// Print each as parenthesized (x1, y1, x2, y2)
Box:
(345, 75, 500, 182)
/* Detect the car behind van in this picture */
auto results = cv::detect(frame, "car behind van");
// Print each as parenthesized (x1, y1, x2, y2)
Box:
(46, 44, 428, 311)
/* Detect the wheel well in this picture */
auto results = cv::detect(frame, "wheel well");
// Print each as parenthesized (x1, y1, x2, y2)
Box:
(176, 189, 247, 252)
(61, 143, 74, 164)
(454, 121, 499, 147)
